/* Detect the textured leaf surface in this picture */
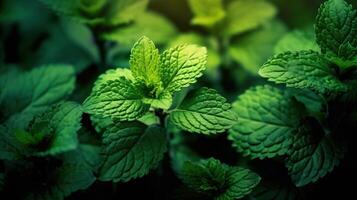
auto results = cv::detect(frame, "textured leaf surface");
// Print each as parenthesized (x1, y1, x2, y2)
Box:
(286, 130, 345, 187)
(259, 51, 348, 94)
(83, 76, 149, 121)
(315, 0, 357, 62)
(130, 36, 161, 87)
(160, 44, 207, 93)
(99, 122, 167, 182)
(0, 65, 75, 118)
(188, 0, 226, 27)
(170, 88, 237, 134)
(224, 0, 276, 36)
(274, 30, 320, 54)
(228, 85, 302, 159)
(180, 158, 260, 200)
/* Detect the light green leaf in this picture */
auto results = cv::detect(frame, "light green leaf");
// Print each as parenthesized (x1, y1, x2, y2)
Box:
(170, 87, 237, 134)
(259, 50, 348, 94)
(169, 33, 220, 70)
(99, 121, 167, 182)
(0, 65, 75, 119)
(229, 20, 286, 74)
(180, 158, 261, 200)
(274, 30, 320, 54)
(188, 0, 226, 27)
(228, 85, 302, 159)
(105, 0, 149, 26)
(160, 44, 207, 93)
(102, 11, 177, 46)
(129, 36, 161, 88)
(83, 76, 149, 121)
(286, 129, 345, 187)
(26, 164, 95, 200)
(224, 0, 276, 36)
(315, 0, 357, 65)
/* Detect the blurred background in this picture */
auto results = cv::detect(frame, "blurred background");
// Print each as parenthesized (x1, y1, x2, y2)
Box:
(1, 0, 356, 199)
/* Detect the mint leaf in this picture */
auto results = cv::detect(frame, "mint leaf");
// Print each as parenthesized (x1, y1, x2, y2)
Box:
(99, 121, 167, 182)
(274, 30, 320, 54)
(259, 51, 348, 94)
(35, 102, 83, 156)
(170, 87, 237, 134)
(286, 129, 345, 187)
(180, 158, 261, 200)
(228, 85, 302, 159)
(0, 65, 75, 119)
(83, 76, 149, 121)
(224, 0, 276, 36)
(160, 44, 207, 93)
(27, 164, 95, 200)
(315, 0, 357, 66)
(188, 0, 226, 27)
(130, 36, 161, 88)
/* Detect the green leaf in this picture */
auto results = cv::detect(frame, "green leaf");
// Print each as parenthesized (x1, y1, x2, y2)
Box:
(188, 0, 226, 27)
(129, 36, 161, 88)
(274, 30, 320, 54)
(0, 65, 75, 119)
(228, 85, 302, 159)
(26, 164, 95, 200)
(83, 76, 149, 121)
(99, 121, 167, 182)
(160, 44, 207, 93)
(104, 0, 149, 26)
(315, 0, 357, 66)
(170, 87, 237, 134)
(224, 0, 276, 36)
(259, 51, 348, 94)
(180, 158, 261, 200)
(229, 20, 286, 74)
(35, 102, 83, 156)
(142, 90, 173, 110)
(169, 33, 221, 70)
(102, 11, 177, 46)
(286, 128, 345, 187)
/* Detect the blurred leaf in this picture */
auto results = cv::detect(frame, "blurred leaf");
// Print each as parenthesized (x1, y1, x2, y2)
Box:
(229, 20, 286, 74)
(224, 0, 276, 36)
(180, 158, 261, 200)
(103, 11, 177, 47)
(188, 0, 226, 27)
(274, 30, 320, 54)
(248, 180, 303, 200)
(0, 65, 75, 119)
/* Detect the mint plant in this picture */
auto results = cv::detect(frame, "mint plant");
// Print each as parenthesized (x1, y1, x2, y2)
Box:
(0, 65, 97, 199)
(229, 0, 356, 187)
(83, 36, 239, 183)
